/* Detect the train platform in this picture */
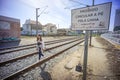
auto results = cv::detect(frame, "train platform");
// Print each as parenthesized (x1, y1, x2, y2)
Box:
(50, 37, 119, 80)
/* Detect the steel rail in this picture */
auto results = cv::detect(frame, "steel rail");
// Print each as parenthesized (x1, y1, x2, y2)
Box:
(0, 37, 77, 51)
(0, 38, 83, 65)
(0, 37, 80, 55)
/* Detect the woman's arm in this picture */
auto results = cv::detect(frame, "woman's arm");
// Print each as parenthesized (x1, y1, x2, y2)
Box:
(42, 41, 45, 50)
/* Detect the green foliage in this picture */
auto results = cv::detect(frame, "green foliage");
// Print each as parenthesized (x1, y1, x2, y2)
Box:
(21, 27, 23, 31)
(114, 26, 120, 31)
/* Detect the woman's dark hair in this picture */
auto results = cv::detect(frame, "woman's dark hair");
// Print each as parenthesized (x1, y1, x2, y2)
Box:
(37, 34, 42, 41)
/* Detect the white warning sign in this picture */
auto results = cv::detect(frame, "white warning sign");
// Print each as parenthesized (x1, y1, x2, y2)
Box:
(71, 2, 112, 30)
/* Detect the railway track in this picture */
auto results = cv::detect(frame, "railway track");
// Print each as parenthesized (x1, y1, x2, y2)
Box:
(0, 38, 81, 63)
(0, 37, 79, 54)
(0, 38, 84, 80)
(0, 38, 82, 65)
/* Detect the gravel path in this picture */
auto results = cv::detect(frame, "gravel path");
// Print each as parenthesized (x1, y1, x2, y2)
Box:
(49, 37, 116, 80)
(97, 37, 120, 80)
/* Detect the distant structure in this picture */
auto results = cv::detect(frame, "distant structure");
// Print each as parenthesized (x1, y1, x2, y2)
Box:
(0, 15, 21, 48)
(57, 28, 78, 35)
(114, 9, 120, 27)
(21, 19, 80, 36)
(22, 19, 42, 35)
(43, 23, 57, 35)
(22, 20, 57, 36)
(57, 29, 67, 35)
(0, 15, 20, 39)
(114, 9, 120, 31)
(95, 30, 108, 34)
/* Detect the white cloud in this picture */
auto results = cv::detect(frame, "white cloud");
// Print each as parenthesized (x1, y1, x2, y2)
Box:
(19, 0, 47, 8)
(19, 0, 72, 28)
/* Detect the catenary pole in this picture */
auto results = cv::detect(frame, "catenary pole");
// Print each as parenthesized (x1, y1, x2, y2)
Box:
(36, 8, 39, 35)
(36, 6, 48, 35)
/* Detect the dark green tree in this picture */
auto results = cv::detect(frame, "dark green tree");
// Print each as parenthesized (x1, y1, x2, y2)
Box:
(20, 27, 23, 31)
(114, 26, 120, 31)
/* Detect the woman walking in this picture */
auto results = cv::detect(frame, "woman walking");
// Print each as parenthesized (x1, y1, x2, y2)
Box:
(36, 34, 45, 60)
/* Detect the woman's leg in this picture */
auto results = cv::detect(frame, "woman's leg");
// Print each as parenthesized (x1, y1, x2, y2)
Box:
(41, 52, 44, 56)
(39, 50, 44, 59)
(39, 51, 42, 60)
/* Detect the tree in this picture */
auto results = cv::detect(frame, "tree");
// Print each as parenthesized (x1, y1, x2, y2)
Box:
(20, 27, 23, 31)
(114, 26, 120, 31)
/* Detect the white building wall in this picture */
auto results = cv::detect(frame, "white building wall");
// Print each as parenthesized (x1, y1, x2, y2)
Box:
(22, 24, 31, 35)
(43, 24, 57, 35)
(23, 24, 31, 31)
(51, 27, 57, 34)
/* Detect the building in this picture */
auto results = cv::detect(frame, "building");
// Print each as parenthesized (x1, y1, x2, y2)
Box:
(114, 9, 120, 27)
(57, 28, 79, 36)
(57, 29, 67, 35)
(93, 30, 108, 34)
(114, 9, 120, 31)
(0, 15, 20, 39)
(22, 19, 42, 35)
(43, 23, 57, 35)
(0, 15, 21, 48)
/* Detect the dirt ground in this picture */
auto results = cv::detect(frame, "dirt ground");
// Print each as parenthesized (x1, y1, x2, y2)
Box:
(49, 37, 119, 80)
(19, 36, 56, 45)
(97, 37, 120, 80)
(19, 36, 74, 45)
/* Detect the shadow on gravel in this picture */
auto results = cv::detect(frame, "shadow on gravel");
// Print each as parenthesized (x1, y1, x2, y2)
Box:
(90, 46, 108, 50)
(40, 63, 52, 80)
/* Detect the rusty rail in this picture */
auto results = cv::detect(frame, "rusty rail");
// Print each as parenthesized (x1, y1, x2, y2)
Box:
(3, 39, 84, 80)
(0, 37, 76, 50)
(0, 37, 79, 55)
(0, 38, 82, 65)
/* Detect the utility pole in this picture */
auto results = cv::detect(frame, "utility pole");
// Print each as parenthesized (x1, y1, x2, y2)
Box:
(89, 31, 92, 46)
(36, 8, 39, 35)
(83, 0, 94, 80)
(82, 30, 89, 80)
(89, 0, 94, 46)
(67, 0, 94, 80)
(58, 24, 59, 29)
(36, 6, 48, 35)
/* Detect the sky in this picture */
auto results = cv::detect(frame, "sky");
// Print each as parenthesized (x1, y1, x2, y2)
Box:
(0, 0, 120, 31)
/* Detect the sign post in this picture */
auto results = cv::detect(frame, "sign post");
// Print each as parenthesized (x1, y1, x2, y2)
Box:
(83, 30, 89, 80)
(89, 0, 95, 46)
(71, 2, 112, 80)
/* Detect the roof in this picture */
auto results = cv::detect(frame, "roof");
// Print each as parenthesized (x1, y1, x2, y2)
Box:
(25, 19, 42, 25)
(0, 15, 20, 23)
(44, 23, 55, 26)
